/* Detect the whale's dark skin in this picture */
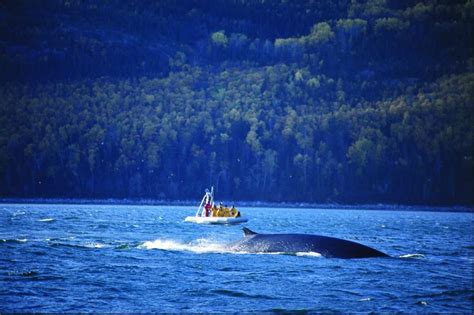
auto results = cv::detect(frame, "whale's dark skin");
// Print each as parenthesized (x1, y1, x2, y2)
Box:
(227, 228, 388, 259)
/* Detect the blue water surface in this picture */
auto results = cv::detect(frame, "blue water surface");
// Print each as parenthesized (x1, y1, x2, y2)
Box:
(0, 204, 472, 313)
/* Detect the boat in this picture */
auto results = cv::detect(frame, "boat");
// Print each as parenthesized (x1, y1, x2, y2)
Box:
(184, 187, 248, 224)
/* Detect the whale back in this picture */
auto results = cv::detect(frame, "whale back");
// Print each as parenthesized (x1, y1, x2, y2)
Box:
(230, 228, 388, 259)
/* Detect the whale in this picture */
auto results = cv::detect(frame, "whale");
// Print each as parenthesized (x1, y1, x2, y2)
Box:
(227, 228, 388, 259)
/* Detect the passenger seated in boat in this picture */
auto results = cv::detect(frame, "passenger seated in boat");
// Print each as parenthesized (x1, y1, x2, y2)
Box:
(216, 203, 223, 216)
(229, 205, 239, 217)
(220, 204, 230, 217)
(216, 202, 229, 217)
(211, 205, 218, 217)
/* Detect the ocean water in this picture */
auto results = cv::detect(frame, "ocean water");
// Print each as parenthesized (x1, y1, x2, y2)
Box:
(0, 203, 472, 313)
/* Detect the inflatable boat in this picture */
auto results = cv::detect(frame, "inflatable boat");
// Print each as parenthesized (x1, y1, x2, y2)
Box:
(184, 187, 248, 224)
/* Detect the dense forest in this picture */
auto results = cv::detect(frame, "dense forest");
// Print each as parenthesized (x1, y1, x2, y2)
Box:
(0, 0, 473, 204)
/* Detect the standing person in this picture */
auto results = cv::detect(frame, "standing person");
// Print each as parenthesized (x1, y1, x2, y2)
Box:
(204, 202, 211, 217)
(202, 189, 211, 217)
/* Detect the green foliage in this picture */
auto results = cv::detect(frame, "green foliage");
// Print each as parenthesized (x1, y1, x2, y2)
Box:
(336, 18, 368, 34)
(308, 22, 335, 45)
(211, 31, 228, 47)
(374, 17, 410, 33)
(1, 69, 471, 203)
(0, 0, 472, 204)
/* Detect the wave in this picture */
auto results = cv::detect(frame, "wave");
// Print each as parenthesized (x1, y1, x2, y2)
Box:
(138, 238, 228, 254)
(38, 218, 55, 222)
(211, 289, 276, 299)
(83, 242, 107, 249)
(7, 270, 66, 282)
(49, 241, 109, 249)
(399, 253, 425, 259)
(20, 270, 39, 277)
(44, 239, 148, 250)
(413, 289, 473, 299)
(295, 252, 322, 257)
(0, 238, 28, 244)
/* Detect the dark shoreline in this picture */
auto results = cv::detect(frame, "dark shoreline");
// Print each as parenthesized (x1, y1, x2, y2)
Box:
(0, 198, 472, 213)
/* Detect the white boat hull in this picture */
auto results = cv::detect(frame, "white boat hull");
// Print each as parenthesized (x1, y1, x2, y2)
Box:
(184, 216, 248, 224)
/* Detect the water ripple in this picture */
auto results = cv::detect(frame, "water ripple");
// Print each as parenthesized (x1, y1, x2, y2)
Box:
(0, 203, 472, 313)
(211, 289, 276, 299)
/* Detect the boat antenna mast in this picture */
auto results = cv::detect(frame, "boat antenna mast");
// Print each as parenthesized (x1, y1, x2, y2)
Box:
(195, 186, 214, 217)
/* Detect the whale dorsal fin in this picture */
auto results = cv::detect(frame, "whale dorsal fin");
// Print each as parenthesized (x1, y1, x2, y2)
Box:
(243, 227, 257, 236)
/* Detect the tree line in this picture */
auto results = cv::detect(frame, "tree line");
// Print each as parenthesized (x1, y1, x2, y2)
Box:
(1, 69, 472, 203)
(0, 0, 472, 204)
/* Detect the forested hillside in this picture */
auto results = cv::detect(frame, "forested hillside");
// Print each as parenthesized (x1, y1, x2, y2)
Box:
(0, 0, 472, 204)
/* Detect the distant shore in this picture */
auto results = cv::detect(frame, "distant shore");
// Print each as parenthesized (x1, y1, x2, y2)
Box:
(0, 198, 472, 213)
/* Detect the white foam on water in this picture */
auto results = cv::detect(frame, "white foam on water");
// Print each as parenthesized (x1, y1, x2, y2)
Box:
(84, 242, 106, 249)
(0, 238, 28, 243)
(399, 253, 425, 259)
(38, 218, 55, 222)
(295, 252, 322, 257)
(138, 238, 228, 254)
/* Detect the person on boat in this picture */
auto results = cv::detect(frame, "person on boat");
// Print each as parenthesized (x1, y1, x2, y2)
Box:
(229, 205, 238, 217)
(204, 202, 211, 217)
(202, 189, 212, 217)
(217, 202, 224, 217)
(221, 204, 228, 217)
(211, 204, 218, 217)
